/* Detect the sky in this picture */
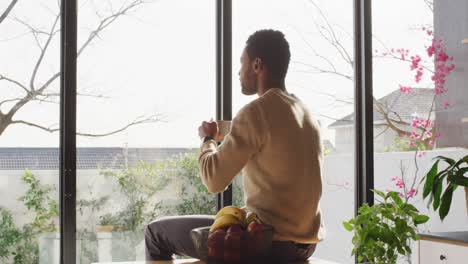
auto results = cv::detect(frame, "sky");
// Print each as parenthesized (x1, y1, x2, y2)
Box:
(0, 0, 433, 148)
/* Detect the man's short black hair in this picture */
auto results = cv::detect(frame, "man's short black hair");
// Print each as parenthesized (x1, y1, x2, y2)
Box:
(245, 29, 291, 80)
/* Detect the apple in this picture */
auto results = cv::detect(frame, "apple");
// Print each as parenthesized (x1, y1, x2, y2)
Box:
(247, 221, 264, 234)
(224, 231, 242, 249)
(227, 224, 244, 234)
(207, 229, 225, 261)
(246, 222, 265, 257)
(208, 229, 226, 247)
(224, 232, 242, 263)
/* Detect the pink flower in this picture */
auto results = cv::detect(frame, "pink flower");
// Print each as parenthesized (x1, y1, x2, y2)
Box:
(443, 101, 450, 109)
(426, 30, 433, 36)
(425, 131, 433, 138)
(436, 133, 442, 138)
(427, 45, 435, 57)
(400, 85, 412, 94)
(429, 140, 435, 146)
(407, 188, 417, 198)
(410, 55, 421, 70)
(394, 177, 404, 188)
(415, 67, 424, 83)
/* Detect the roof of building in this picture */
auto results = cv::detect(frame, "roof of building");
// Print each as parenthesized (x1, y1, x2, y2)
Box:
(0, 147, 196, 170)
(328, 88, 434, 128)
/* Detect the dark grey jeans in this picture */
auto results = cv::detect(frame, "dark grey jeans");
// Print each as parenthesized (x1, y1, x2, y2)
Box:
(145, 215, 316, 263)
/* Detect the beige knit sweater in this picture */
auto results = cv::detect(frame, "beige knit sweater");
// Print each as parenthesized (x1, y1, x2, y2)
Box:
(198, 88, 325, 244)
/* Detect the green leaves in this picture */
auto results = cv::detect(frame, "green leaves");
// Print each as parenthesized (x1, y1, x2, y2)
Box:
(0, 208, 22, 260)
(421, 155, 468, 221)
(439, 184, 456, 220)
(414, 215, 429, 225)
(344, 189, 428, 264)
(423, 160, 439, 198)
(343, 221, 354, 231)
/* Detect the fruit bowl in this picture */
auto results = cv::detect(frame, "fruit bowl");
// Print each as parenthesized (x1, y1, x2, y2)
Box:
(190, 224, 274, 263)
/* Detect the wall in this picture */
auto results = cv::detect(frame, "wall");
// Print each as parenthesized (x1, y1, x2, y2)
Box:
(434, 0, 468, 148)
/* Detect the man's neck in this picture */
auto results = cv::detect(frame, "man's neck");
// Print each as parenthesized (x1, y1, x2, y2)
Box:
(257, 80, 286, 96)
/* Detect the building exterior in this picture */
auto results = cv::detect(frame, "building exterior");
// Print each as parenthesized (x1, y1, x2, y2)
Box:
(328, 88, 434, 153)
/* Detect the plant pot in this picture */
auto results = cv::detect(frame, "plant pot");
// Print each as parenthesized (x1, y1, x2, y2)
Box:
(96, 225, 114, 232)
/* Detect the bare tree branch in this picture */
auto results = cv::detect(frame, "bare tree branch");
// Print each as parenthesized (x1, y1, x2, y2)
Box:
(0, 74, 29, 93)
(36, 72, 60, 93)
(0, 97, 23, 109)
(0, 0, 164, 138)
(292, 60, 353, 81)
(0, 0, 18, 25)
(29, 13, 60, 91)
(78, 0, 147, 57)
(375, 125, 391, 139)
(11, 120, 58, 132)
(35, 0, 148, 97)
(307, 0, 353, 67)
(11, 114, 166, 137)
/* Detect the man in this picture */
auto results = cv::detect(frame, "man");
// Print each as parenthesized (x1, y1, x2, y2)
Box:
(145, 29, 325, 263)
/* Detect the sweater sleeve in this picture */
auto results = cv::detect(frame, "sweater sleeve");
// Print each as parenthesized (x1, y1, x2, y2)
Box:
(198, 103, 264, 193)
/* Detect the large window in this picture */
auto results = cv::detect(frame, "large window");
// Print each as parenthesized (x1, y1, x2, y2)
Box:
(75, 0, 215, 262)
(231, 1, 355, 263)
(6, 1, 465, 263)
(372, 0, 467, 263)
(0, 1, 61, 263)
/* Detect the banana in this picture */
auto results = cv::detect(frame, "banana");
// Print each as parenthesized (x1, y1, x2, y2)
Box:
(215, 206, 246, 222)
(210, 214, 242, 232)
(245, 212, 257, 225)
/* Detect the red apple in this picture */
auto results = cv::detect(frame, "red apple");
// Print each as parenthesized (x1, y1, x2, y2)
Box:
(207, 229, 226, 261)
(208, 229, 226, 247)
(224, 232, 242, 263)
(247, 221, 264, 234)
(224, 231, 242, 249)
(246, 222, 265, 257)
(227, 224, 244, 234)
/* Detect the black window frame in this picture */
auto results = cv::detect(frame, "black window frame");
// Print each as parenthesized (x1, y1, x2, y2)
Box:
(59, 0, 374, 263)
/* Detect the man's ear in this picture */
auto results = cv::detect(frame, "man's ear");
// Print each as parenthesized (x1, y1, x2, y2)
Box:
(253, 58, 262, 72)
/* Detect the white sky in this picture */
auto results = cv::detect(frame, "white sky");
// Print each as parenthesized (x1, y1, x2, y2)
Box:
(0, 0, 432, 148)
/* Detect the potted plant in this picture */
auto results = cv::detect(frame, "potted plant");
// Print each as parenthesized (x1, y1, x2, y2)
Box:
(420, 155, 468, 220)
(343, 190, 429, 264)
(97, 214, 115, 232)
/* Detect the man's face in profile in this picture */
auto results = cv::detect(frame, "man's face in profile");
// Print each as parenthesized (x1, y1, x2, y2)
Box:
(239, 48, 257, 95)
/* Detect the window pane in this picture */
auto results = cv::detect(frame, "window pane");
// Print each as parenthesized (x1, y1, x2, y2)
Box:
(232, 1, 355, 262)
(373, 0, 467, 263)
(77, 0, 215, 262)
(0, 1, 61, 263)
